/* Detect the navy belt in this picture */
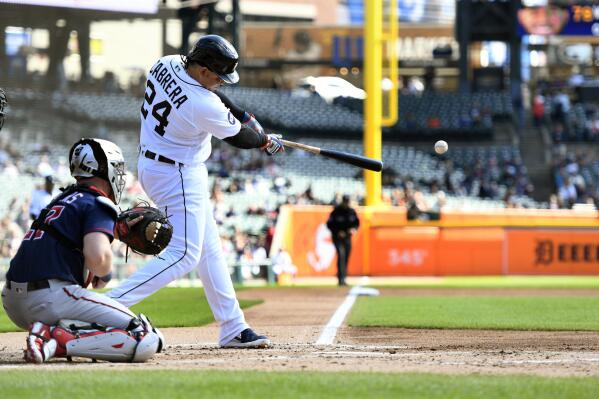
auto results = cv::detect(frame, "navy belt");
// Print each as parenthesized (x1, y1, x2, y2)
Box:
(142, 150, 183, 166)
(7, 280, 50, 291)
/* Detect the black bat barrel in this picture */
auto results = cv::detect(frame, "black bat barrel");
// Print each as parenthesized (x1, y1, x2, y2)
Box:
(320, 149, 383, 172)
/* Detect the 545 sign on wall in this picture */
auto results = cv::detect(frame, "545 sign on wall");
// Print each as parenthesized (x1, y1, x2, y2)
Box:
(388, 248, 428, 267)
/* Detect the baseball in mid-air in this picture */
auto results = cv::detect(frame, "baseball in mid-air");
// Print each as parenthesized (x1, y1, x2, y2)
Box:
(434, 140, 448, 154)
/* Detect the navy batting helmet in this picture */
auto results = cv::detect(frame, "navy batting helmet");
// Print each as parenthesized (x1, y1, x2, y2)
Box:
(0, 88, 6, 131)
(185, 35, 239, 84)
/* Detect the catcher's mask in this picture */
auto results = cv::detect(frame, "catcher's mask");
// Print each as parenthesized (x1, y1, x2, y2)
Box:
(69, 138, 126, 204)
(184, 35, 239, 84)
(0, 88, 6, 131)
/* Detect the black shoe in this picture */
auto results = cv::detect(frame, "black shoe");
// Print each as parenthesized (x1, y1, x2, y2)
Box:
(221, 328, 271, 348)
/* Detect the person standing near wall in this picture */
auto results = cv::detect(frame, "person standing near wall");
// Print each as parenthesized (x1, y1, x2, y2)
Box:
(326, 194, 359, 286)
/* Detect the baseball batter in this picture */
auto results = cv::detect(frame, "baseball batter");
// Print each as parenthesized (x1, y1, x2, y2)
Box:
(1, 138, 163, 363)
(107, 35, 283, 348)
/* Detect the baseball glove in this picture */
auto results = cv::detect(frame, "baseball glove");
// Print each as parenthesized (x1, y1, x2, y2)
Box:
(115, 205, 173, 255)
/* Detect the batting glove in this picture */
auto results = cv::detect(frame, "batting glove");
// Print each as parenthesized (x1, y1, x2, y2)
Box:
(242, 112, 265, 135)
(263, 134, 284, 156)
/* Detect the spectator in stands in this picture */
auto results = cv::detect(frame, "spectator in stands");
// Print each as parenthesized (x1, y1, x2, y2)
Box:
(264, 221, 276, 255)
(128, 69, 147, 97)
(302, 186, 315, 202)
(390, 188, 406, 207)
(558, 176, 578, 208)
(552, 122, 566, 143)
(37, 154, 54, 177)
(271, 248, 297, 282)
(220, 233, 235, 262)
(551, 90, 570, 126)
(405, 112, 417, 130)
(548, 194, 561, 209)
(246, 204, 266, 216)
(55, 156, 71, 180)
(240, 246, 254, 266)
(569, 66, 584, 88)
(226, 178, 242, 193)
(273, 176, 291, 194)
(532, 90, 546, 128)
(470, 106, 482, 128)
(252, 237, 268, 266)
(29, 175, 55, 219)
(459, 112, 472, 129)
(212, 189, 228, 225)
(234, 229, 248, 262)
(9, 197, 31, 233)
(588, 114, 599, 142)
(326, 194, 359, 287)
(423, 66, 435, 91)
(382, 166, 398, 186)
(9, 45, 28, 82)
(0, 215, 23, 257)
(427, 116, 441, 129)
(502, 187, 518, 208)
(407, 189, 436, 221)
(102, 71, 121, 93)
(429, 191, 446, 217)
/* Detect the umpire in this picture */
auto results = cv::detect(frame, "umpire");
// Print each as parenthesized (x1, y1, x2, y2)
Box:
(326, 194, 359, 286)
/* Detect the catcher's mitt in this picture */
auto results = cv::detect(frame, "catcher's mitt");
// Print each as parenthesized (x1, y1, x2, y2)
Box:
(115, 205, 173, 255)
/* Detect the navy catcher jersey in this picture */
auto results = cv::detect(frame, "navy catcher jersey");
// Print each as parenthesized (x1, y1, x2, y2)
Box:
(7, 186, 116, 286)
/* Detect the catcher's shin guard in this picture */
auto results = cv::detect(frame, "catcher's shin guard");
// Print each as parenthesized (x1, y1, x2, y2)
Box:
(62, 328, 160, 362)
(137, 313, 164, 352)
(54, 315, 163, 362)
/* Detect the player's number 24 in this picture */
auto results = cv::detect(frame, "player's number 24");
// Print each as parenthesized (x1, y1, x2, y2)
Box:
(141, 80, 172, 136)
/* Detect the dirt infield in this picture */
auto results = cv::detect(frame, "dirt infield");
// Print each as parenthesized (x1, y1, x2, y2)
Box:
(2, 286, 599, 376)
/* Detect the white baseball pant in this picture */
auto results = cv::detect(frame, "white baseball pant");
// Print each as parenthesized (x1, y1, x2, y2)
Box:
(107, 156, 248, 345)
(2, 279, 137, 330)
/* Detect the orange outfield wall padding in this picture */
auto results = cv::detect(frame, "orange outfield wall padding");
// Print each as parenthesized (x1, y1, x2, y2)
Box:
(279, 205, 599, 277)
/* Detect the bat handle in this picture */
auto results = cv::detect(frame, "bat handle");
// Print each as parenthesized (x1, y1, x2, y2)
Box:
(280, 139, 320, 155)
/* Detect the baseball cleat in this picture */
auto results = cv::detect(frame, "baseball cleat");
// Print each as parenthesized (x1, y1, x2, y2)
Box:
(24, 322, 57, 364)
(221, 328, 271, 349)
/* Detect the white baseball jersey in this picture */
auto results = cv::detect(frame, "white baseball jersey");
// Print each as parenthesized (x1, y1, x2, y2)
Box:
(139, 55, 241, 166)
(108, 55, 253, 346)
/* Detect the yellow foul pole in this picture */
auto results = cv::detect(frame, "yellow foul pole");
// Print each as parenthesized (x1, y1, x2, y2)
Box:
(364, 0, 397, 206)
(363, 0, 397, 275)
(364, 0, 383, 207)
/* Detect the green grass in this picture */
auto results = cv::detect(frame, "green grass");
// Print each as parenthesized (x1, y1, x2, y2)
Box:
(369, 276, 599, 289)
(0, 287, 262, 332)
(348, 296, 599, 330)
(2, 370, 599, 399)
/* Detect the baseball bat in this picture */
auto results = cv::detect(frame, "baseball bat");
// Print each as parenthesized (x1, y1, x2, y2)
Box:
(280, 139, 383, 172)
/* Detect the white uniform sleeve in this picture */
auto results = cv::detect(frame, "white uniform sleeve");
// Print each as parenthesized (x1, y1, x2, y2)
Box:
(198, 94, 241, 140)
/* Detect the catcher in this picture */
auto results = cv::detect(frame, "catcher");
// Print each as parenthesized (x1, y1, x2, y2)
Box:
(1, 138, 171, 363)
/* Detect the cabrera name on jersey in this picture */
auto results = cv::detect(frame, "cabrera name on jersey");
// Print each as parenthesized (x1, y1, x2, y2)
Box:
(140, 55, 241, 166)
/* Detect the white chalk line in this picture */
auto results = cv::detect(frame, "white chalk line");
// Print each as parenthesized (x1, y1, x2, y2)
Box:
(316, 284, 380, 345)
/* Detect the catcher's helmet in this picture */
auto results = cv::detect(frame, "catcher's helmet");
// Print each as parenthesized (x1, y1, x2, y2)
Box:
(186, 35, 239, 84)
(69, 138, 126, 204)
(0, 88, 6, 131)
